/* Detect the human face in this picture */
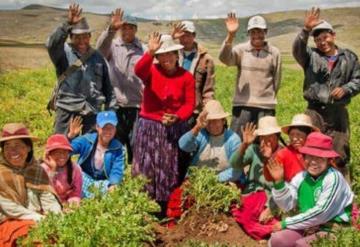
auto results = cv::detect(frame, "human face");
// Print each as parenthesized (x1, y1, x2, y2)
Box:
(179, 31, 196, 51)
(249, 28, 266, 49)
(157, 51, 178, 73)
(259, 134, 278, 158)
(206, 119, 225, 136)
(2, 139, 31, 168)
(314, 31, 336, 56)
(288, 128, 307, 151)
(96, 124, 116, 146)
(71, 33, 91, 55)
(49, 149, 70, 168)
(120, 24, 137, 43)
(304, 154, 329, 177)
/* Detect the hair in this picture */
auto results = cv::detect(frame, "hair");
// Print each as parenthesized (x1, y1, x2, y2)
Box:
(313, 29, 334, 38)
(66, 159, 74, 186)
(0, 138, 34, 163)
(288, 126, 313, 136)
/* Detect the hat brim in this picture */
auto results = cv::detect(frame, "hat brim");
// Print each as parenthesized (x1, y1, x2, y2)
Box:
(299, 146, 339, 158)
(207, 113, 230, 120)
(97, 120, 118, 128)
(247, 25, 267, 31)
(123, 21, 137, 27)
(0, 135, 39, 143)
(71, 29, 93, 34)
(255, 127, 281, 136)
(46, 144, 73, 153)
(281, 124, 319, 135)
(155, 44, 184, 55)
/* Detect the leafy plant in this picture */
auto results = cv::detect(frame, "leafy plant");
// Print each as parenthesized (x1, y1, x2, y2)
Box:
(312, 227, 360, 247)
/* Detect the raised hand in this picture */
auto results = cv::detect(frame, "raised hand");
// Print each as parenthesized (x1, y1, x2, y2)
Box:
(67, 116, 83, 139)
(44, 154, 57, 172)
(148, 32, 162, 56)
(225, 12, 239, 34)
(304, 7, 322, 31)
(267, 158, 284, 183)
(196, 110, 208, 129)
(110, 8, 124, 31)
(241, 122, 256, 145)
(171, 22, 186, 39)
(68, 3, 82, 25)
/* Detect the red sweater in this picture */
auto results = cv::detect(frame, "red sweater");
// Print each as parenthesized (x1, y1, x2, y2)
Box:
(135, 52, 195, 122)
(264, 146, 305, 182)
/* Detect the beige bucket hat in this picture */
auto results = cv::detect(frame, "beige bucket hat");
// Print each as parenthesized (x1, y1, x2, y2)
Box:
(281, 113, 319, 134)
(155, 34, 184, 55)
(0, 123, 38, 143)
(254, 116, 281, 136)
(204, 100, 230, 120)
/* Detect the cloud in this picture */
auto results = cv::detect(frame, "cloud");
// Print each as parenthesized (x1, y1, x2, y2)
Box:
(0, 0, 359, 19)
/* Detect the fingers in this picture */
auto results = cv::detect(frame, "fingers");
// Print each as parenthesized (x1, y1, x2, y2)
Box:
(227, 12, 236, 20)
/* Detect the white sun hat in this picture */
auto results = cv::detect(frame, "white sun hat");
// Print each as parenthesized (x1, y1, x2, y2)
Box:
(204, 100, 230, 120)
(155, 34, 184, 55)
(281, 113, 319, 134)
(254, 116, 281, 136)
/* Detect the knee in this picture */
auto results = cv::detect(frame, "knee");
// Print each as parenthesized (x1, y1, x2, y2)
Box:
(268, 231, 284, 247)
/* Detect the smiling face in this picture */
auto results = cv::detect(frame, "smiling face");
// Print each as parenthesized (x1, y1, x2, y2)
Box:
(206, 119, 225, 136)
(49, 149, 70, 168)
(248, 28, 266, 49)
(313, 30, 336, 56)
(179, 31, 196, 51)
(96, 123, 116, 146)
(120, 23, 137, 43)
(288, 127, 308, 151)
(2, 139, 31, 168)
(70, 33, 91, 55)
(304, 154, 329, 177)
(157, 51, 178, 72)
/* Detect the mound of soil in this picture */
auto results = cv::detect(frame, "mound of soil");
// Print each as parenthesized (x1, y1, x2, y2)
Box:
(154, 208, 266, 247)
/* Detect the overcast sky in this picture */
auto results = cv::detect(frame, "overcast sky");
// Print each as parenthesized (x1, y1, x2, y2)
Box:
(2, 0, 360, 19)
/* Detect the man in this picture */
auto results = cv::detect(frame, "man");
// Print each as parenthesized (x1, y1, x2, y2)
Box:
(219, 13, 281, 136)
(171, 21, 215, 127)
(292, 7, 360, 179)
(47, 4, 117, 134)
(96, 8, 145, 164)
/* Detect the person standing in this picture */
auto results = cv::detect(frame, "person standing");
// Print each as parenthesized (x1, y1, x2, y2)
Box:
(292, 7, 360, 179)
(97, 8, 145, 164)
(47, 3, 117, 135)
(219, 13, 281, 136)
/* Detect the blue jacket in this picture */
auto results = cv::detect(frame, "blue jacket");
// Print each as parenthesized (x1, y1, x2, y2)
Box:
(178, 129, 243, 182)
(71, 133, 124, 185)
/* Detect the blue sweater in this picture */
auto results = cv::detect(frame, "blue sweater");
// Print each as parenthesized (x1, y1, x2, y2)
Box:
(71, 133, 125, 185)
(178, 129, 243, 182)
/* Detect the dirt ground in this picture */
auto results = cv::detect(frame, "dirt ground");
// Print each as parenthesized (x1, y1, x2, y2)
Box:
(154, 208, 266, 247)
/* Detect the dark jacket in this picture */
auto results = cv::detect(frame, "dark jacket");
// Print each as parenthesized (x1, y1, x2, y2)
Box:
(46, 22, 117, 114)
(292, 29, 360, 106)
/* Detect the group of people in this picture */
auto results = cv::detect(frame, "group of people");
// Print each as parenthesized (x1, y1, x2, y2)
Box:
(0, 4, 359, 246)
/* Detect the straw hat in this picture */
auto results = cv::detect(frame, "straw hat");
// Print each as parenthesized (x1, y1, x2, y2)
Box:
(155, 34, 184, 55)
(204, 100, 230, 120)
(0, 123, 38, 143)
(299, 132, 339, 158)
(281, 114, 319, 134)
(254, 116, 281, 136)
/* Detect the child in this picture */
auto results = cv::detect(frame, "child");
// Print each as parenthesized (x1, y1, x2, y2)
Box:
(268, 132, 354, 247)
(41, 134, 82, 206)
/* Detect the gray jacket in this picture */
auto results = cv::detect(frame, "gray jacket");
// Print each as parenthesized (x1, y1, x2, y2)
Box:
(293, 29, 360, 106)
(96, 27, 144, 108)
(46, 22, 117, 114)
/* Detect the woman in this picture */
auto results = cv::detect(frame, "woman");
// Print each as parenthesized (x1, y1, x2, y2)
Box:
(132, 33, 195, 216)
(264, 113, 318, 182)
(41, 134, 82, 206)
(230, 116, 281, 240)
(268, 132, 354, 247)
(0, 123, 61, 246)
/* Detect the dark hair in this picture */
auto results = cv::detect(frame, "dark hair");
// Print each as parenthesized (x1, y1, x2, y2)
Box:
(313, 29, 334, 38)
(0, 138, 34, 163)
(66, 159, 73, 186)
(288, 126, 312, 136)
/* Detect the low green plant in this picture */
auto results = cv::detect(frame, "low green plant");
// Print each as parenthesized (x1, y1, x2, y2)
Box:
(312, 227, 360, 247)
(183, 167, 241, 214)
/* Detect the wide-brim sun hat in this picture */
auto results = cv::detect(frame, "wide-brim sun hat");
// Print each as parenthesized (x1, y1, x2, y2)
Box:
(45, 134, 73, 154)
(299, 132, 339, 158)
(281, 113, 319, 134)
(254, 116, 281, 136)
(0, 123, 38, 143)
(204, 100, 230, 120)
(155, 34, 184, 55)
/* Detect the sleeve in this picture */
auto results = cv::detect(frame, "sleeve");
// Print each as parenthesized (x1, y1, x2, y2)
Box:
(38, 192, 62, 214)
(70, 136, 85, 155)
(342, 53, 360, 97)
(175, 74, 196, 121)
(273, 49, 282, 95)
(96, 27, 116, 60)
(108, 148, 125, 185)
(201, 56, 215, 103)
(67, 164, 83, 203)
(283, 171, 349, 230)
(229, 144, 254, 170)
(0, 195, 44, 222)
(178, 130, 199, 153)
(292, 29, 312, 69)
(218, 42, 239, 66)
(217, 167, 243, 183)
(46, 22, 71, 77)
(101, 57, 118, 110)
(134, 52, 154, 84)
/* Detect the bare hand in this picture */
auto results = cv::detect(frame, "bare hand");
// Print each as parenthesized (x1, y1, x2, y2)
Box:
(44, 154, 57, 172)
(241, 122, 256, 145)
(304, 7, 322, 31)
(148, 32, 162, 56)
(171, 22, 186, 39)
(331, 87, 346, 100)
(68, 116, 83, 139)
(267, 158, 284, 183)
(259, 208, 273, 224)
(225, 12, 239, 34)
(272, 222, 282, 232)
(195, 110, 208, 129)
(108, 185, 116, 192)
(110, 8, 124, 31)
(68, 3, 82, 25)
(162, 113, 178, 126)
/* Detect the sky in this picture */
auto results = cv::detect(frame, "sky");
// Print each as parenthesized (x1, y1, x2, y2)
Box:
(1, 0, 360, 20)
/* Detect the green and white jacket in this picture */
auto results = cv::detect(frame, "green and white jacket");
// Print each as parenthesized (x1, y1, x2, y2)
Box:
(272, 167, 354, 230)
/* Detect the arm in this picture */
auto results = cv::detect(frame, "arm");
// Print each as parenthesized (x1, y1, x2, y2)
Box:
(101, 58, 118, 110)
(341, 54, 360, 97)
(108, 148, 125, 185)
(229, 144, 253, 170)
(96, 28, 117, 60)
(70, 135, 86, 155)
(38, 192, 62, 214)
(292, 29, 312, 69)
(219, 42, 239, 66)
(219, 12, 239, 66)
(178, 130, 200, 153)
(0, 195, 43, 222)
(134, 52, 154, 84)
(67, 165, 83, 203)
(201, 56, 215, 103)
(273, 50, 282, 95)
(271, 174, 302, 212)
(175, 75, 196, 121)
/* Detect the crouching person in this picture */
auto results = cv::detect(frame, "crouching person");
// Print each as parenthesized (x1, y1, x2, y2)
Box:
(0, 123, 61, 246)
(268, 132, 354, 247)
(68, 111, 125, 198)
